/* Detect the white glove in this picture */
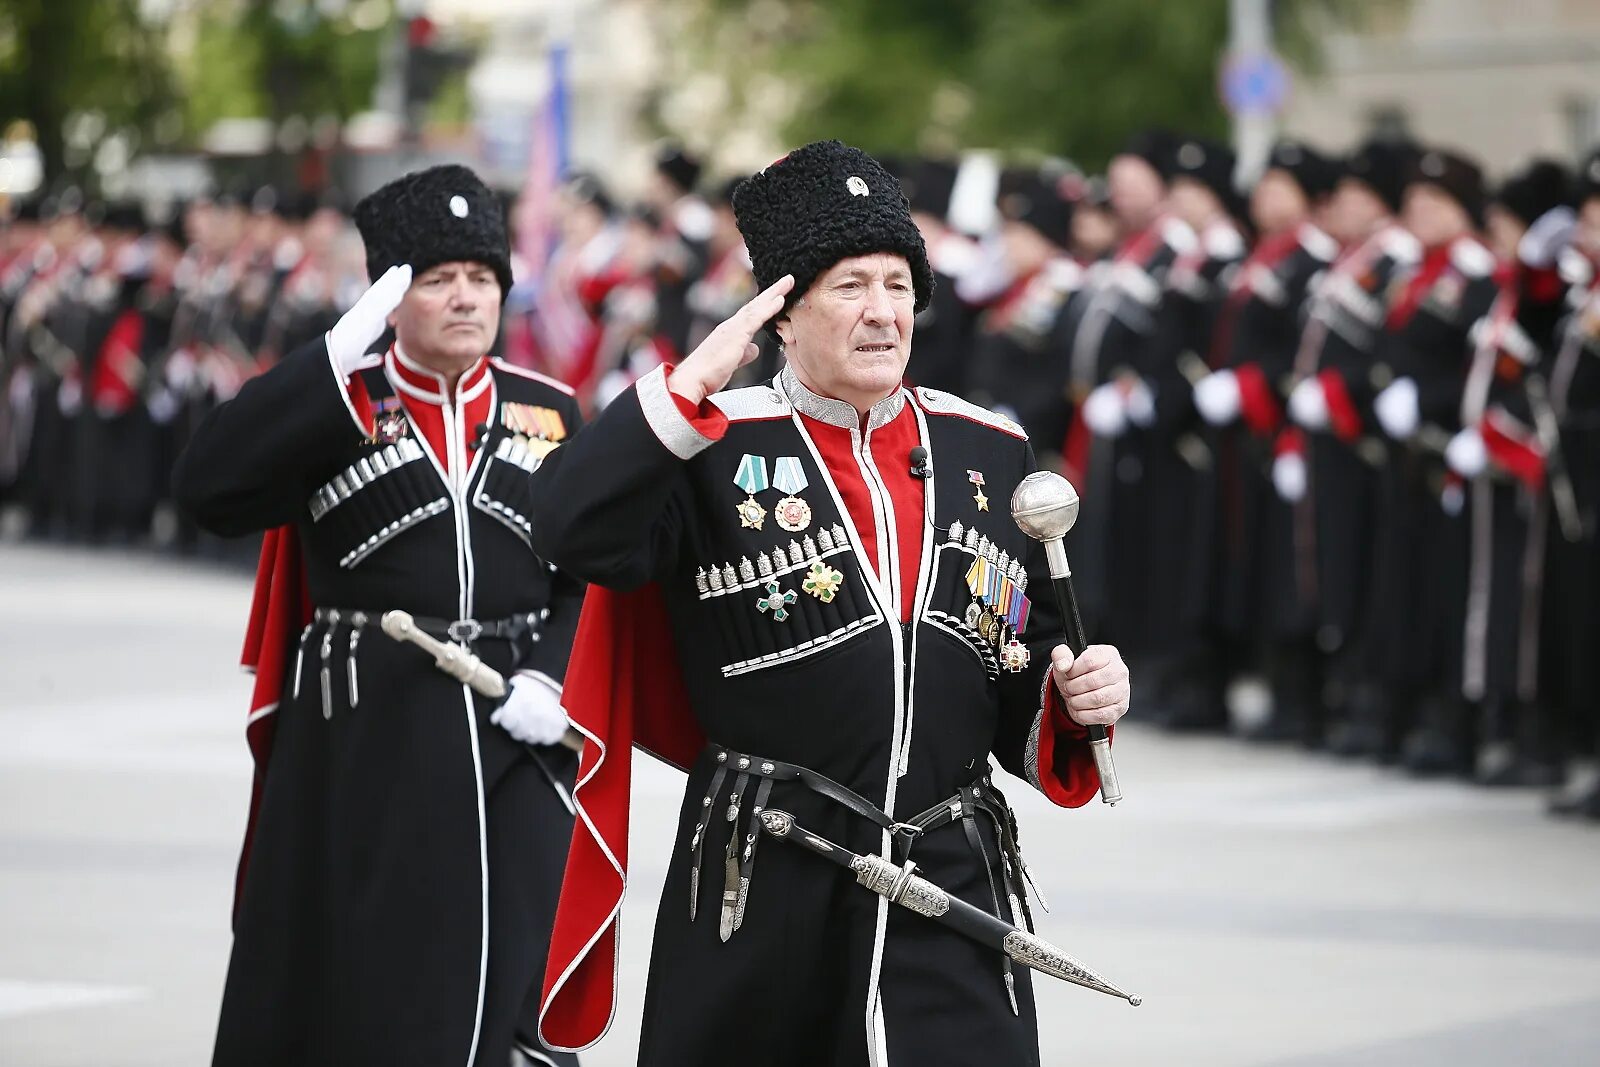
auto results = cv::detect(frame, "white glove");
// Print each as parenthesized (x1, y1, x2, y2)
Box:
(147, 387, 180, 425)
(1124, 376, 1156, 427)
(57, 377, 82, 416)
(1519, 206, 1576, 269)
(326, 264, 412, 376)
(1445, 426, 1488, 478)
(1193, 369, 1241, 427)
(1272, 450, 1307, 502)
(1288, 377, 1329, 431)
(1081, 382, 1128, 438)
(1374, 377, 1420, 440)
(490, 674, 572, 747)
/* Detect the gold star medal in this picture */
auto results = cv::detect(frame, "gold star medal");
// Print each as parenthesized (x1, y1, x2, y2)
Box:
(968, 469, 989, 512)
(733, 453, 769, 530)
(771, 456, 812, 532)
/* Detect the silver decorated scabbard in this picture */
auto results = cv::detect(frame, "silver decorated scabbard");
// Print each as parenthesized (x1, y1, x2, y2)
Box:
(759, 809, 1140, 1005)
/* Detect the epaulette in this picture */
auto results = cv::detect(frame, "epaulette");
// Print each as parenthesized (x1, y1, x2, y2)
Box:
(710, 383, 792, 421)
(491, 357, 576, 397)
(914, 387, 1028, 440)
(1450, 238, 1495, 279)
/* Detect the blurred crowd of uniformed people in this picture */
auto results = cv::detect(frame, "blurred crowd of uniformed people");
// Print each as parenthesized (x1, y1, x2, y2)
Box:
(5, 135, 1600, 819)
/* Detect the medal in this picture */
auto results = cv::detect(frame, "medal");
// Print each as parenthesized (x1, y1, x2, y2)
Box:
(964, 600, 983, 629)
(773, 496, 811, 532)
(371, 397, 408, 444)
(801, 561, 844, 603)
(733, 454, 770, 529)
(756, 580, 798, 622)
(772, 456, 812, 532)
(1002, 637, 1031, 673)
(968, 469, 989, 512)
(736, 498, 766, 530)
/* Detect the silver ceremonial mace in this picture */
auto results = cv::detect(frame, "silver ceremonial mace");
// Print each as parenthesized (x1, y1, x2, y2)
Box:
(381, 611, 583, 754)
(1011, 471, 1123, 805)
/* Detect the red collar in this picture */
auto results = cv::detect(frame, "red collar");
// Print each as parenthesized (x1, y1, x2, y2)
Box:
(388, 344, 492, 406)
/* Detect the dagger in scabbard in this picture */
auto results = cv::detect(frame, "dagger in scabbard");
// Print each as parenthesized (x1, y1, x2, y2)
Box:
(1011, 471, 1123, 805)
(758, 809, 1141, 1005)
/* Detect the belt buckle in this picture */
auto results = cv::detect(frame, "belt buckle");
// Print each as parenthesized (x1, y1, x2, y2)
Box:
(447, 618, 483, 643)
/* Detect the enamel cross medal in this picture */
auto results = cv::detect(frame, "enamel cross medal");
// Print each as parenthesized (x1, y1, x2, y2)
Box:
(771, 456, 812, 532)
(734, 454, 769, 530)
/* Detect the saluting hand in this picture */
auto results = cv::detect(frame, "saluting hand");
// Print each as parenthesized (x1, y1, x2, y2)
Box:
(326, 264, 412, 375)
(667, 275, 794, 405)
(1050, 644, 1131, 728)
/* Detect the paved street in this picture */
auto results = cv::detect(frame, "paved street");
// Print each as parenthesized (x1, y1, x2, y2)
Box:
(2, 542, 1598, 1066)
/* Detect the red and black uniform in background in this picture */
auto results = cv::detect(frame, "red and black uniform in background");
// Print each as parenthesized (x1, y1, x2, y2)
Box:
(1291, 221, 1422, 754)
(532, 364, 1106, 1065)
(1139, 209, 1248, 728)
(1529, 242, 1600, 811)
(1364, 229, 1501, 771)
(1210, 219, 1339, 740)
(1059, 213, 1195, 640)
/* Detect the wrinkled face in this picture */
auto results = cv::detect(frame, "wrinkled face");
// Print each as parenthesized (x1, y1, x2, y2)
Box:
(389, 260, 502, 371)
(1250, 169, 1310, 235)
(1108, 155, 1165, 230)
(777, 253, 916, 413)
(1328, 178, 1390, 245)
(1403, 184, 1472, 248)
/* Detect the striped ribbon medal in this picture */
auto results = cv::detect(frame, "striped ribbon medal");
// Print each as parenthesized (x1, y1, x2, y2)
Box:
(733, 454, 769, 530)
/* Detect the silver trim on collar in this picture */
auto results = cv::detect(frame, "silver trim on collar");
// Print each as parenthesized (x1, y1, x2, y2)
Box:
(778, 364, 905, 431)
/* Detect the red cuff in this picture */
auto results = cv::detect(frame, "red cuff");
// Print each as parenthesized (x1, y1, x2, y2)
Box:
(1482, 409, 1545, 493)
(1035, 680, 1112, 808)
(1234, 363, 1282, 438)
(1317, 368, 1362, 444)
(669, 388, 730, 442)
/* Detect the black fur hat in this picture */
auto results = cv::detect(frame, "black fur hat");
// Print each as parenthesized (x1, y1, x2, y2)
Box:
(1170, 137, 1237, 207)
(733, 140, 933, 320)
(1493, 159, 1573, 228)
(1118, 129, 1178, 179)
(656, 145, 703, 195)
(1406, 148, 1487, 227)
(1265, 139, 1340, 200)
(1343, 138, 1418, 214)
(997, 166, 1074, 248)
(354, 164, 511, 292)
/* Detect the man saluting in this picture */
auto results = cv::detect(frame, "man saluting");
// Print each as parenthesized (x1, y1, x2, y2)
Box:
(531, 141, 1132, 1066)
(174, 165, 584, 1067)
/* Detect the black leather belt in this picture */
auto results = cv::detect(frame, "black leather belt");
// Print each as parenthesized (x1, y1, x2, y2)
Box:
(312, 606, 548, 644)
(694, 742, 1046, 1003)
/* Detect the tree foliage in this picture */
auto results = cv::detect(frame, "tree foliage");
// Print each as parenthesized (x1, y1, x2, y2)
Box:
(183, 0, 390, 135)
(0, 0, 178, 186)
(675, 0, 1398, 169)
